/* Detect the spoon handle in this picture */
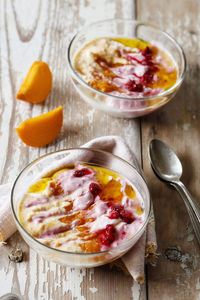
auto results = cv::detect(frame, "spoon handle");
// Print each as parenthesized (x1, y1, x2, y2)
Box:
(172, 181, 200, 245)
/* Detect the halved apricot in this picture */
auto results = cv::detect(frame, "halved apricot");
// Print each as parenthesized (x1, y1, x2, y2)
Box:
(16, 106, 63, 147)
(16, 61, 52, 103)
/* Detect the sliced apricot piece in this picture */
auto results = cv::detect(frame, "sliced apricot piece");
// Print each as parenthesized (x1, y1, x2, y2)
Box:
(80, 238, 100, 253)
(125, 184, 136, 199)
(16, 106, 63, 147)
(101, 179, 123, 203)
(16, 61, 52, 103)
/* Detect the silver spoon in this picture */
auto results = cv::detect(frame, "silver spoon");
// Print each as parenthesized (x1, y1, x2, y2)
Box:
(149, 138, 200, 245)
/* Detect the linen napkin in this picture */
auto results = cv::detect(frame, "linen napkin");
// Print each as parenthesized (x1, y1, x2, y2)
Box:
(0, 183, 15, 242)
(0, 136, 157, 283)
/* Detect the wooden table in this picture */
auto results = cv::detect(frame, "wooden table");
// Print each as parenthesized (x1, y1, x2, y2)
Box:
(0, 0, 199, 299)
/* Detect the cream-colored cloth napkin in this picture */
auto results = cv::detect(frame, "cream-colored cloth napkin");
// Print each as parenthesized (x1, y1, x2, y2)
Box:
(0, 136, 156, 283)
(0, 183, 15, 242)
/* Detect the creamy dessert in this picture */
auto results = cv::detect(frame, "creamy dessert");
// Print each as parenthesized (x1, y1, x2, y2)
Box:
(19, 164, 144, 253)
(74, 37, 177, 100)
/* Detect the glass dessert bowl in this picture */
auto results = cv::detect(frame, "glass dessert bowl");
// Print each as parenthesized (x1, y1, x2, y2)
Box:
(11, 148, 151, 267)
(68, 19, 186, 118)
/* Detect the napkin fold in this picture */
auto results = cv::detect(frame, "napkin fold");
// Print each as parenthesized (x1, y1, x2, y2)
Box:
(0, 136, 157, 283)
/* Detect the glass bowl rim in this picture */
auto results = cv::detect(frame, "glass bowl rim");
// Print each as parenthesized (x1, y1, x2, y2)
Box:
(11, 147, 152, 256)
(67, 18, 186, 102)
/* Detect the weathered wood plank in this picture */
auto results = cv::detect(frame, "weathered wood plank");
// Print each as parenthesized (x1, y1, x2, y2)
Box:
(0, 0, 146, 299)
(137, 0, 200, 299)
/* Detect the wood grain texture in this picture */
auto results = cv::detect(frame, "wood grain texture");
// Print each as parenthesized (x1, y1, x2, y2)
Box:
(137, 0, 200, 299)
(0, 0, 146, 299)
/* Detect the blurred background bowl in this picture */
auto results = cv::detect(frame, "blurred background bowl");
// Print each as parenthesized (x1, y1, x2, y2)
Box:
(67, 19, 186, 118)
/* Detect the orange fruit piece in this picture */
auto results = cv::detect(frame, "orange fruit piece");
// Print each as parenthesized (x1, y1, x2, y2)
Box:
(80, 238, 100, 253)
(16, 61, 52, 103)
(16, 106, 63, 147)
(125, 184, 136, 199)
(101, 179, 123, 203)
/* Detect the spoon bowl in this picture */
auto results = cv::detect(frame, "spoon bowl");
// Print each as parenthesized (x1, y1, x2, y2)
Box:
(149, 139, 182, 183)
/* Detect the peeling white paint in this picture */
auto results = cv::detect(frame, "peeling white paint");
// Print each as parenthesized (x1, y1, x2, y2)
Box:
(196, 278, 200, 290)
(38, 258, 49, 300)
(89, 268, 94, 281)
(131, 281, 140, 300)
(193, 255, 199, 270)
(176, 277, 185, 287)
(17, 260, 27, 296)
(0, 266, 15, 297)
(89, 287, 98, 294)
(182, 123, 191, 131)
(28, 250, 38, 300)
(180, 253, 193, 279)
(63, 268, 86, 300)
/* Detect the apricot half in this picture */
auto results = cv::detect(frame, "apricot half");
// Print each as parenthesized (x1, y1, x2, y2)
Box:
(16, 61, 52, 103)
(16, 106, 63, 147)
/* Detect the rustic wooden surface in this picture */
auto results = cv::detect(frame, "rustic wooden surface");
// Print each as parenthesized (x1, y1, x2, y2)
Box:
(0, 0, 199, 299)
(137, 0, 200, 299)
(0, 1, 144, 300)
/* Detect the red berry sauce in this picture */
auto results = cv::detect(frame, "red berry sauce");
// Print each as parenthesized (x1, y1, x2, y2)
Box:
(98, 224, 116, 246)
(74, 168, 92, 177)
(108, 205, 135, 224)
(89, 182, 101, 197)
(124, 46, 158, 92)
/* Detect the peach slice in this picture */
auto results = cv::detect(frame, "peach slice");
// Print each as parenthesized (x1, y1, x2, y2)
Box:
(16, 61, 52, 103)
(16, 106, 63, 147)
